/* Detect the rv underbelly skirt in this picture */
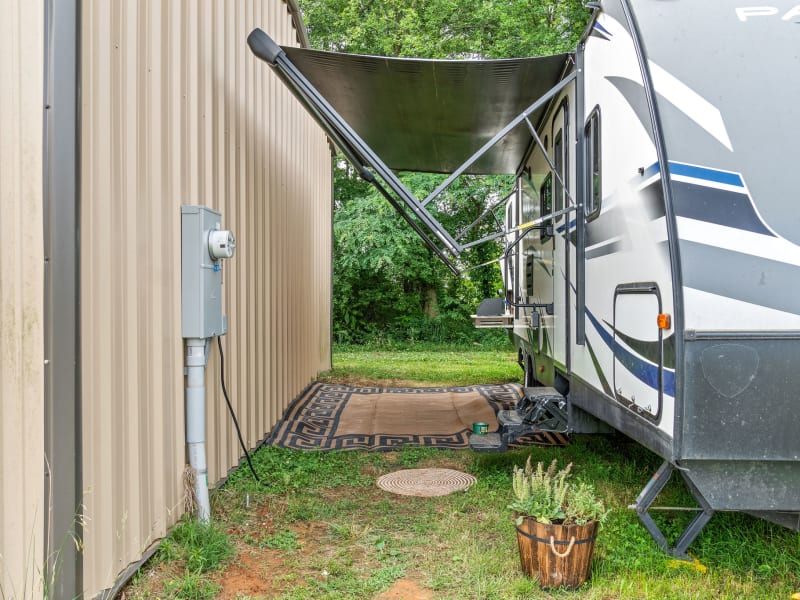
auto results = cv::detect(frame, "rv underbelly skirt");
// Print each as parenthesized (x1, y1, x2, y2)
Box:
(674, 333, 800, 511)
(682, 333, 800, 463)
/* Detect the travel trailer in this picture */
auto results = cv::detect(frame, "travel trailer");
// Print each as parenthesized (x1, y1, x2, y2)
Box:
(248, 0, 800, 556)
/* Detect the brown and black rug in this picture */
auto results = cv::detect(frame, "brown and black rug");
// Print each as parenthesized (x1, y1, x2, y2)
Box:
(267, 382, 569, 451)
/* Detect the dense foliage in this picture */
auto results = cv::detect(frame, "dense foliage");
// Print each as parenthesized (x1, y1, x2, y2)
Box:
(300, 0, 589, 58)
(333, 168, 512, 344)
(298, 0, 590, 344)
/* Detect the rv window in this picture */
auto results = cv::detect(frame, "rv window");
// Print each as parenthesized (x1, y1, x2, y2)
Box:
(520, 174, 537, 225)
(526, 254, 535, 297)
(554, 131, 564, 213)
(540, 173, 553, 242)
(584, 109, 601, 218)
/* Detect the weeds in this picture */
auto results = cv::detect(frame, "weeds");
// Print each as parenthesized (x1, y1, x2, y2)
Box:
(163, 570, 220, 600)
(260, 529, 300, 551)
(156, 518, 232, 573)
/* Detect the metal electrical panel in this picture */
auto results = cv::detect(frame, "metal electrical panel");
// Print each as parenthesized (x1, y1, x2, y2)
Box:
(181, 205, 235, 338)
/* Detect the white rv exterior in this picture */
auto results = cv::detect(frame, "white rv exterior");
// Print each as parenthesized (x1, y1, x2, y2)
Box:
(509, 0, 800, 528)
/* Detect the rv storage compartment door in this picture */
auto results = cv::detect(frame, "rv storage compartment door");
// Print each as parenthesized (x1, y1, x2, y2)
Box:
(613, 286, 662, 422)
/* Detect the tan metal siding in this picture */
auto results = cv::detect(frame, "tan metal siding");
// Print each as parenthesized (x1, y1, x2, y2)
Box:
(80, 1, 331, 595)
(0, 1, 45, 598)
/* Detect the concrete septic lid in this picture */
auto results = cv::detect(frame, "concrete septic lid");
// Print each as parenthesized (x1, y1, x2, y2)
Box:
(376, 468, 477, 497)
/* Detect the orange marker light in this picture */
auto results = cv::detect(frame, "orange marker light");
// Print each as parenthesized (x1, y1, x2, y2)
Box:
(657, 313, 671, 330)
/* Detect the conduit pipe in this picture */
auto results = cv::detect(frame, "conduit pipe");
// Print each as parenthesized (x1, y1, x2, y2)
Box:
(185, 337, 211, 522)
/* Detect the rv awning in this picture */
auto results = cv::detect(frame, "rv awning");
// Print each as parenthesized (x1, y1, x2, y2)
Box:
(282, 46, 572, 174)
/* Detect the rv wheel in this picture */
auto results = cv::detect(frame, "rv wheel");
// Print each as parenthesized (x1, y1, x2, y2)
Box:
(524, 355, 539, 387)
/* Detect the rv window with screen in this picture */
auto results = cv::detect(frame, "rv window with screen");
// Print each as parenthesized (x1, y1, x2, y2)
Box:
(540, 173, 553, 242)
(585, 109, 601, 218)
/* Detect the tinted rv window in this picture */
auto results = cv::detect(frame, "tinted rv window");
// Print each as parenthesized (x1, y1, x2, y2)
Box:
(584, 109, 601, 218)
(540, 173, 553, 242)
(553, 131, 563, 212)
(520, 174, 537, 225)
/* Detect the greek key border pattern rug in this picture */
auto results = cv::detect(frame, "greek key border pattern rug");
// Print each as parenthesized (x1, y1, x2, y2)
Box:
(267, 382, 569, 451)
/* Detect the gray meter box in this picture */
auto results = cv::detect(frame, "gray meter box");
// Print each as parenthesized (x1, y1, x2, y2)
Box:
(181, 205, 227, 338)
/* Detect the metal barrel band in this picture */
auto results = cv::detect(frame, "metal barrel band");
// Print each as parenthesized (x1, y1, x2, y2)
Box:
(515, 526, 596, 546)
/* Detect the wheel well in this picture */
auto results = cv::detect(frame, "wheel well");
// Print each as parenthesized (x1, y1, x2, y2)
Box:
(554, 369, 569, 396)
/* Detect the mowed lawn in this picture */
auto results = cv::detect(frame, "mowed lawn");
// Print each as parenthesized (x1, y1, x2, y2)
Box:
(318, 343, 522, 386)
(122, 345, 800, 600)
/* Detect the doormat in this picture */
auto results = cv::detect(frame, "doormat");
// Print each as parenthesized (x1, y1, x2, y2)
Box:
(267, 382, 569, 451)
(377, 468, 477, 497)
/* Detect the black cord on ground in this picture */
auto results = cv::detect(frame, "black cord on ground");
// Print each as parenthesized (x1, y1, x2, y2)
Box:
(217, 335, 262, 484)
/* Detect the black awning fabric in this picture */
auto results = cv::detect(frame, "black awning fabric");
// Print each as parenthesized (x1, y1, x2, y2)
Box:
(282, 47, 571, 175)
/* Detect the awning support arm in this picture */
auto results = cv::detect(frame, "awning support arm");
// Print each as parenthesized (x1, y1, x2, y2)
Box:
(461, 230, 509, 251)
(523, 116, 578, 209)
(362, 170, 461, 275)
(247, 28, 462, 255)
(421, 71, 577, 208)
(460, 204, 578, 274)
(456, 187, 517, 242)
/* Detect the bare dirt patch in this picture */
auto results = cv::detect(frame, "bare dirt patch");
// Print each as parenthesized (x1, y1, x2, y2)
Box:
(214, 521, 331, 598)
(215, 549, 275, 599)
(374, 578, 434, 599)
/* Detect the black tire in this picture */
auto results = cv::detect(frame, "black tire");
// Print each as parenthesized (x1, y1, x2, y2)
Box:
(524, 355, 538, 388)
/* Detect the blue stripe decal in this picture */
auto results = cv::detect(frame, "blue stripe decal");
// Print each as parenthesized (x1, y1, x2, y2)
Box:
(556, 218, 577, 234)
(668, 162, 744, 188)
(586, 309, 676, 397)
(594, 22, 612, 37)
(641, 161, 660, 179)
(638, 162, 744, 188)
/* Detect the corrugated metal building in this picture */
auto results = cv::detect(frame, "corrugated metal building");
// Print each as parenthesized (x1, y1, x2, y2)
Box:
(1, 1, 332, 598)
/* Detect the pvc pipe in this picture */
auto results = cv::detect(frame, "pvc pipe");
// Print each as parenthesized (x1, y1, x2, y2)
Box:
(185, 337, 211, 522)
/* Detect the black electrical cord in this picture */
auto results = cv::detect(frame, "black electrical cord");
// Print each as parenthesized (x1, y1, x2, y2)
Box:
(217, 335, 262, 484)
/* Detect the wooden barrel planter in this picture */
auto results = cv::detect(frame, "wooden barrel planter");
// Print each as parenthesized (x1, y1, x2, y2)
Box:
(515, 518, 598, 589)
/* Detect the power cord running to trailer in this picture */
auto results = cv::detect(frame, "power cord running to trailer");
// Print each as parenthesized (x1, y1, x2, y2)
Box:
(217, 336, 262, 484)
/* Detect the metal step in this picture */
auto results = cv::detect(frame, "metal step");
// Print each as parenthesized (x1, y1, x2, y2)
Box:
(468, 432, 507, 453)
(517, 386, 569, 433)
(498, 409, 522, 427)
(522, 386, 563, 401)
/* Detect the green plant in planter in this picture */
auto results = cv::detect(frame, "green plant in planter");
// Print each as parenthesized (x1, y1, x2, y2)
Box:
(509, 458, 607, 526)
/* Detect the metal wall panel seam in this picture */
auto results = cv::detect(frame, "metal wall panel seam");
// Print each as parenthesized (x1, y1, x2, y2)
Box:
(246, 0, 258, 455)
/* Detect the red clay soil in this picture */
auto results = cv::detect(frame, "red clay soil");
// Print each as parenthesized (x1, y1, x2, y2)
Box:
(214, 521, 328, 598)
(215, 550, 276, 599)
(374, 578, 433, 599)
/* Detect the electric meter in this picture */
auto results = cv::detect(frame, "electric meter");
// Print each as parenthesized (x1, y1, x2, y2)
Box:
(209, 229, 235, 260)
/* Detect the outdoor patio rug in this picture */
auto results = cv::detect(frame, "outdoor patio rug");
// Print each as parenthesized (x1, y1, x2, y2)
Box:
(267, 382, 569, 451)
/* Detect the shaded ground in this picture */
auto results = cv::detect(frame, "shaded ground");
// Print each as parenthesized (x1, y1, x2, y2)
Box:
(121, 351, 800, 599)
(122, 441, 800, 600)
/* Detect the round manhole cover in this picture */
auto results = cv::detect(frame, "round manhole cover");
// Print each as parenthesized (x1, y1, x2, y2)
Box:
(376, 468, 477, 497)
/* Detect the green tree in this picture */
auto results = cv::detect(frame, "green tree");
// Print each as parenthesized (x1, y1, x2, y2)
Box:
(299, 0, 588, 58)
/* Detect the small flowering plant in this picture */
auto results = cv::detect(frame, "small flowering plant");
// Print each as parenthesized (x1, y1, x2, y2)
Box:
(509, 458, 607, 526)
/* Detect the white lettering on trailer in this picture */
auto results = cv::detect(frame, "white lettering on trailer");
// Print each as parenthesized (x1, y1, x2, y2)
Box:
(735, 6, 800, 21)
(782, 5, 800, 19)
(736, 7, 779, 21)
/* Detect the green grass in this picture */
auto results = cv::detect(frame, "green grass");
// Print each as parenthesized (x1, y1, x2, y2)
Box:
(319, 341, 520, 386)
(156, 518, 233, 573)
(162, 570, 221, 600)
(123, 345, 800, 600)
